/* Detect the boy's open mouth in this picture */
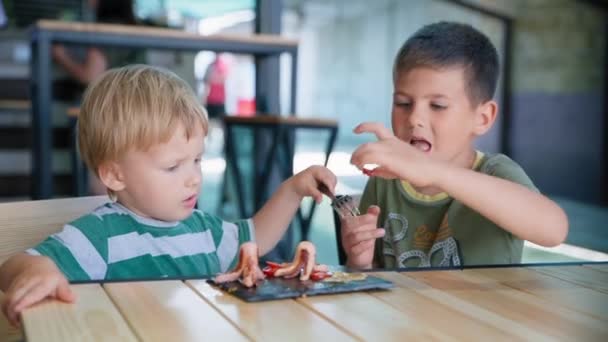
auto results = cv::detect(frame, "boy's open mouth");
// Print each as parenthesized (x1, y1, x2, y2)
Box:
(410, 137, 432, 152)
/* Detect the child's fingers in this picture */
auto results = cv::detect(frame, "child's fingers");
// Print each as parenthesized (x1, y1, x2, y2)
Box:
(308, 187, 323, 204)
(12, 281, 55, 315)
(318, 179, 336, 196)
(4, 278, 42, 314)
(366, 205, 381, 217)
(341, 213, 379, 232)
(366, 166, 398, 180)
(5, 307, 20, 328)
(56, 282, 76, 303)
(350, 239, 376, 256)
(1, 297, 14, 326)
(345, 229, 385, 249)
(4, 279, 42, 326)
(1, 297, 22, 327)
(315, 170, 337, 194)
(353, 122, 393, 140)
(350, 145, 377, 169)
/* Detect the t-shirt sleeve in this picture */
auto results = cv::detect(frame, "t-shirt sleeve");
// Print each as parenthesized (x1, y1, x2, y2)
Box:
(193, 210, 255, 273)
(26, 214, 108, 281)
(481, 154, 539, 193)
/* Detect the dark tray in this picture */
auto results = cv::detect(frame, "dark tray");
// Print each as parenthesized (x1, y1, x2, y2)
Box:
(207, 273, 394, 302)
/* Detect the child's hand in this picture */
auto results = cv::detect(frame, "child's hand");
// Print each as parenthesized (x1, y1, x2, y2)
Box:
(351, 122, 442, 188)
(342, 205, 385, 269)
(1, 258, 75, 327)
(289, 165, 337, 204)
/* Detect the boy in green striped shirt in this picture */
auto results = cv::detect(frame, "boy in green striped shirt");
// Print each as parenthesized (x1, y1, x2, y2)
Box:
(0, 65, 336, 326)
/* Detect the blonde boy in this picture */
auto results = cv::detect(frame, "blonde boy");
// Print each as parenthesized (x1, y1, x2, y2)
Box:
(0, 65, 336, 325)
(343, 22, 568, 269)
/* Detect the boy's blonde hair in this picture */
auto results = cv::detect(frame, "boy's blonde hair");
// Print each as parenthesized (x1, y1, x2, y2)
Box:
(77, 64, 208, 178)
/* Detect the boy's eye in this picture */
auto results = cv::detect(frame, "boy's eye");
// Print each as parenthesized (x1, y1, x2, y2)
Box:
(194, 158, 202, 164)
(166, 164, 179, 172)
(431, 103, 447, 110)
(395, 101, 411, 108)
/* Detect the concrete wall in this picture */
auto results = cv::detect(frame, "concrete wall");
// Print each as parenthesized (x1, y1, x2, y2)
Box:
(508, 0, 605, 203)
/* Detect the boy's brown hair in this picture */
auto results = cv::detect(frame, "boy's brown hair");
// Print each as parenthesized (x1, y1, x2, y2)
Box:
(393, 21, 499, 106)
(77, 64, 208, 179)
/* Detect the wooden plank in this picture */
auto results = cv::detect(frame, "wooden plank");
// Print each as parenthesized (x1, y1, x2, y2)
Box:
(187, 280, 356, 342)
(532, 266, 608, 294)
(104, 280, 248, 342)
(369, 272, 526, 340)
(406, 269, 608, 340)
(224, 115, 338, 128)
(379, 272, 548, 340)
(21, 284, 137, 342)
(37, 20, 298, 47)
(296, 291, 450, 340)
(470, 268, 608, 320)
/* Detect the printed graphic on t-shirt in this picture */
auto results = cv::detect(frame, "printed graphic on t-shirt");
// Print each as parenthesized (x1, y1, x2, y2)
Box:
(383, 212, 461, 267)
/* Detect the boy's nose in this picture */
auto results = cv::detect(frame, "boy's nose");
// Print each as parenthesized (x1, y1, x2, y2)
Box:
(408, 110, 425, 128)
(186, 168, 202, 188)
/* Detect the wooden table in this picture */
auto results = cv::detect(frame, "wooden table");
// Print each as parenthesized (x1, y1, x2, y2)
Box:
(19, 263, 608, 341)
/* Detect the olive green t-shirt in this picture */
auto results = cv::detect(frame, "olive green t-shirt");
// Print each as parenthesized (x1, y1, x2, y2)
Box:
(360, 152, 538, 268)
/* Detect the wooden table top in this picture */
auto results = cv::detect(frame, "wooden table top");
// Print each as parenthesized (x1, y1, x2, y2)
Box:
(36, 20, 298, 48)
(20, 264, 608, 341)
(224, 115, 338, 128)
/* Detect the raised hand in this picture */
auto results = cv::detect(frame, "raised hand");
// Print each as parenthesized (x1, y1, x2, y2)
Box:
(350, 122, 441, 188)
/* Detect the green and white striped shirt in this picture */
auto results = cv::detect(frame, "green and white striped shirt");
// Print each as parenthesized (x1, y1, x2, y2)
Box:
(27, 202, 255, 281)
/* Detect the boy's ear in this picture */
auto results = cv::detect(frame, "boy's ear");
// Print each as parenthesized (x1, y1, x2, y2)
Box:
(473, 100, 497, 136)
(98, 162, 126, 192)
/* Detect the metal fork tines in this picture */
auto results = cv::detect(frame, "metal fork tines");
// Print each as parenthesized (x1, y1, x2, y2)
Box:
(318, 184, 360, 218)
(332, 195, 360, 218)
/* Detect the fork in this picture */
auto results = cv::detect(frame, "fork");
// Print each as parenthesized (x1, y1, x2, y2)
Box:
(318, 184, 360, 219)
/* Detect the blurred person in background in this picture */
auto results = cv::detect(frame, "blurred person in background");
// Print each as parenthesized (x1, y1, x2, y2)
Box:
(52, 0, 143, 195)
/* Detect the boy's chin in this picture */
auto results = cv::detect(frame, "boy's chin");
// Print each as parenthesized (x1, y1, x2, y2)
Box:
(159, 209, 194, 222)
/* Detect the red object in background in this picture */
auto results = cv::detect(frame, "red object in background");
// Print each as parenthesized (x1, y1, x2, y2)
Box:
(205, 56, 229, 105)
(237, 99, 256, 117)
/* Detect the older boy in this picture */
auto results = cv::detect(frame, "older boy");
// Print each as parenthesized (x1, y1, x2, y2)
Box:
(343, 22, 568, 269)
(0, 65, 336, 325)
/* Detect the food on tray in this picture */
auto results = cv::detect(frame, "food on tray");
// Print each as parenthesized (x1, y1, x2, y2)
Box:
(262, 241, 330, 281)
(213, 242, 265, 287)
(214, 241, 367, 288)
(322, 271, 368, 283)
